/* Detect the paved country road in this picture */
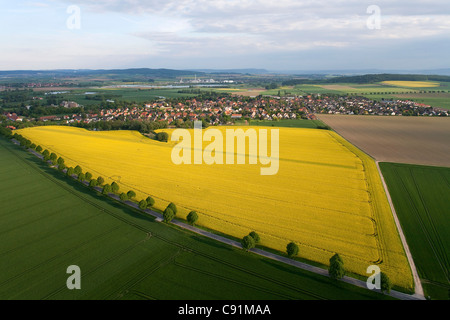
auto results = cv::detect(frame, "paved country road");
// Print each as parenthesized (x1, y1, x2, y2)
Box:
(13, 139, 426, 300)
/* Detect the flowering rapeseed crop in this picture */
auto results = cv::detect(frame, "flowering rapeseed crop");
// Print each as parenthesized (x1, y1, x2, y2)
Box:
(18, 125, 413, 289)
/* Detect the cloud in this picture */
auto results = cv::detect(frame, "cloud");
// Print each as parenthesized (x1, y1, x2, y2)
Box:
(3, 0, 449, 69)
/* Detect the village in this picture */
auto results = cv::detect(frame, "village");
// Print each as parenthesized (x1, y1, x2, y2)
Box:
(2, 93, 448, 128)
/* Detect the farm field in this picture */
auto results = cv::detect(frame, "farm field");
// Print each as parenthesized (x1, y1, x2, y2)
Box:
(318, 115, 450, 167)
(38, 88, 200, 106)
(317, 84, 418, 95)
(392, 92, 450, 110)
(242, 119, 328, 129)
(379, 163, 450, 300)
(17, 125, 413, 290)
(0, 137, 395, 300)
(381, 81, 440, 88)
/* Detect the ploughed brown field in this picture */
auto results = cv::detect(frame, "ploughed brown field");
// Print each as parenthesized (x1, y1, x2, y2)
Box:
(317, 115, 450, 167)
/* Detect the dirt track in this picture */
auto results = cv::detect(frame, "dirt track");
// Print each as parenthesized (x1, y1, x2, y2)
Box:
(318, 115, 450, 167)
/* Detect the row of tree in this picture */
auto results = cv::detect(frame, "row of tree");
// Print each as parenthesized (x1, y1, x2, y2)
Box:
(241, 233, 392, 294)
(3, 128, 392, 295)
(8, 132, 167, 220)
(4, 127, 201, 227)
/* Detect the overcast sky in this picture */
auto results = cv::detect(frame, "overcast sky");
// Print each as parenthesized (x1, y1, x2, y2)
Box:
(0, 0, 449, 71)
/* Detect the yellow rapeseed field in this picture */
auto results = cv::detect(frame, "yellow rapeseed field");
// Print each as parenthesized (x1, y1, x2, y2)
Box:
(18, 125, 413, 289)
(382, 81, 440, 88)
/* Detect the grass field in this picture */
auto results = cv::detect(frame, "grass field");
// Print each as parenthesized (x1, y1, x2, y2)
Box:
(0, 137, 395, 300)
(380, 163, 450, 300)
(244, 119, 328, 129)
(17, 125, 413, 290)
(391, 92, 450, 110)
(49, 88, 200, 106)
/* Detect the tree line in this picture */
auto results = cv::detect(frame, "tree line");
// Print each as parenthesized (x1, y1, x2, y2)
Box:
(1, 126, 393, 295)
(240, 231, 392, 294)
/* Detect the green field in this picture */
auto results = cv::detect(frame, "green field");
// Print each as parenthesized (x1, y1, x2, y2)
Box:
(388, 93, 450, 110)
(0, 137, 393, 300)
(41, 88, 200, 106)
(380, 162, 450, 300)
(245, 119, 328, 129)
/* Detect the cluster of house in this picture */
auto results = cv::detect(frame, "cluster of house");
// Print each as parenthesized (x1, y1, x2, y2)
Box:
(309, 96, 448, 116)
(92, 97, 313, 125)
(3, 95, 447, 126)
(24, 82, 74, 89)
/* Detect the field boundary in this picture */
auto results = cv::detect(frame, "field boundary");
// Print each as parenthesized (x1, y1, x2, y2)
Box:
(375, 161, 424, 297)
(8, 137, 426, 300)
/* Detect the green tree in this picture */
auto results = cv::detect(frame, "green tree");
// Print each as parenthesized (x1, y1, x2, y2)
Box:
(58, 163, 66, 171)
(89, 179, 98, 188)
(78, 173, 85, 182)
(328, 253, 345, 280)
(111, 182, 120, 193)
(42, 149, 50, 157)
(85, 172, 93, 181)
(187, 211, 199, 226)
(74, 165, 82, 175)
(66, 167, 74, 177)
(97, 176, 104, 185)
(380, 272, 392, 294)
(241, 235, 256, 251)
(249, 231, 260, 244)
(102, 184, 111, 195)
(286, 242, 299, 258)
(127, 190, 136, 199)
(146, 196, 155, 208)
(120, 193, 128, 201)
(50, 152, 58, 162)
(139, 199, 148, 210)
(166, 202, 177, 215)
(156, 132, 169, 142)
(57, 157, 65, 166)
(163, 207, 175, 223)
(36, 145, 43, 153)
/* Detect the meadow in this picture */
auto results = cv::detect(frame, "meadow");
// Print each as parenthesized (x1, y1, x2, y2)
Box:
(17, 125, 414, 290)
(38, 88, 199, 106)
(0, 137, 394, 300)
(243, 119, 328, 129)
(379, 163, 450, 300)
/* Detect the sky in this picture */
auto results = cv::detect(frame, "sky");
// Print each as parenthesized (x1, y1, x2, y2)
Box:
(0, 0, 449, 71)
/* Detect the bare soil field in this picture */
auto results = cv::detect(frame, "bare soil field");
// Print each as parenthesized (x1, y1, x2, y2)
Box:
(318, 84, 358, 91)
(231, 89, 267, 96)
(317, 115, 450, 167)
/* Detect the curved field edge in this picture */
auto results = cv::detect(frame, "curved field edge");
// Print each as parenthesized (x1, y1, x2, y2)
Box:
(16, 126, 413, 290)
(328, 132, 414, 291)
(0, 137, 395, 300)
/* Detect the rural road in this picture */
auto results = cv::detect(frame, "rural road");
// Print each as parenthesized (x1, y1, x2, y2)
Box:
(15, 140, 426, 300)
(375, 161, 425, 297)
(105, 188, 426, 300)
